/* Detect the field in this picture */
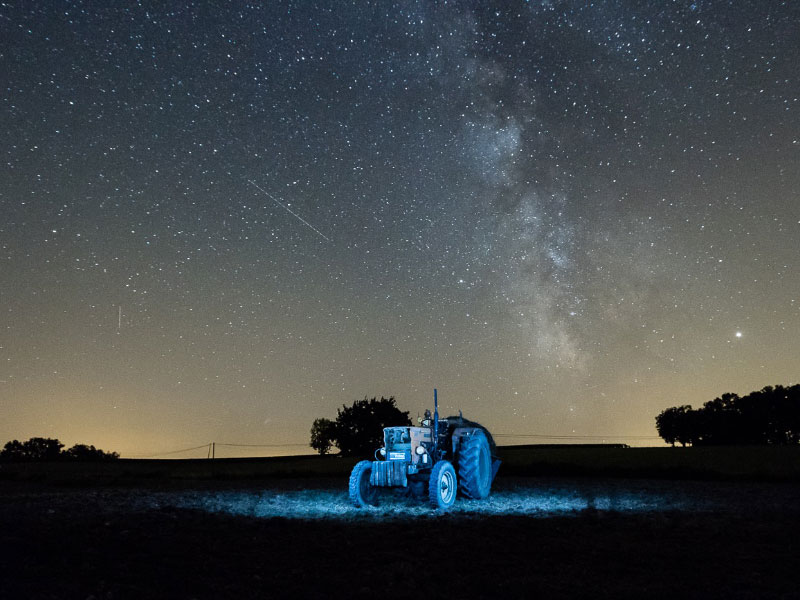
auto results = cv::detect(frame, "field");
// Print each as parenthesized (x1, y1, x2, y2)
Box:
(497, 444, 800, 480)
(1, 447, 799, 599)
(3, 445, 800, 485)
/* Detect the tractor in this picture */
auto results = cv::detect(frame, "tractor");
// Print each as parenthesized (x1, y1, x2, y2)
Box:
(348, 389, 501, 509)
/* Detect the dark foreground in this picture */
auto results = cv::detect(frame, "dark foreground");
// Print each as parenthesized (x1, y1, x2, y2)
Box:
(1, 478, 799, 600)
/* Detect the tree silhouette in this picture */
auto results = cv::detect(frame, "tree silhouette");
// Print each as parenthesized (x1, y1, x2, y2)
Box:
(63, 444, 120, 461)
(309, 418, 335, 455)
(655, 405, 693, 446)
(1, 440, 26, 461)
(655, 385, 800, 446)
(310, 396, 411, 456)
(1, 438, 119, 461)
(16, 437, 63, 461)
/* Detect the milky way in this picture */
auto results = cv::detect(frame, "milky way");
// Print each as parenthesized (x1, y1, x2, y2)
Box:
(2, 1, 798, 456)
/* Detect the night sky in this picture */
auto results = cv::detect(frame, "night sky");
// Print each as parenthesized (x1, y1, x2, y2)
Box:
(2, 1, 798, 457)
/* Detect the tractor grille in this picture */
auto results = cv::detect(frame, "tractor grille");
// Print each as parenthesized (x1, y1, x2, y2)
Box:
(370, 460, 408, 487)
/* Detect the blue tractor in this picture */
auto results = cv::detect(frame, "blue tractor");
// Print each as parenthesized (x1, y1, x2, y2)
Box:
(348, 389, 501, 509)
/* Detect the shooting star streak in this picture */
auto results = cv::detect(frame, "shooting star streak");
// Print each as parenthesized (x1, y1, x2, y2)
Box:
(247, 180, 331, 242)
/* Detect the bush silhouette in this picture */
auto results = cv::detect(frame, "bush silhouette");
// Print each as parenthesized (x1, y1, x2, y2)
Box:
(310, 396, 411, 456)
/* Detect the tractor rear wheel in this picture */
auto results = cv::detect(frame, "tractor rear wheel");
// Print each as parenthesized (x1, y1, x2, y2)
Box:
(457, 430, 492, 499)
(349, 460, 378, 507)
(428, 460, 457, 509)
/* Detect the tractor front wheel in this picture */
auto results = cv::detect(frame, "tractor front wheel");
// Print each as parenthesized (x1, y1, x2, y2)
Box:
(349, 460, 378, 507)
(428, 460, 457, 509)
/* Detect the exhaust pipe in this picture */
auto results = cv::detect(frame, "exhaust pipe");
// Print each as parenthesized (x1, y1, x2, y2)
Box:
(433, 388, 439, 452)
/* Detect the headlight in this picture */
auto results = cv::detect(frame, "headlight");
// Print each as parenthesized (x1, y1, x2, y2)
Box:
(415, 445, 426, 455)
(379, 448, 386, 456)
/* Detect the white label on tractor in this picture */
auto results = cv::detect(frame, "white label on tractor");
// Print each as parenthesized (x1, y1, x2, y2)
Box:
(389, 452, 406, 460)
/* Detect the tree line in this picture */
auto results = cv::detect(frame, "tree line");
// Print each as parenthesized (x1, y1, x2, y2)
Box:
(1, 437, 119, 461)
(656, 384, 800, 446)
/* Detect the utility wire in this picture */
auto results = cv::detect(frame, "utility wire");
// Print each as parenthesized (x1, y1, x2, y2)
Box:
(216, 442, 309, 448)
(125, 433, 663, 458)
(127, 444, 212, 458)
(495, 433, 661, 440)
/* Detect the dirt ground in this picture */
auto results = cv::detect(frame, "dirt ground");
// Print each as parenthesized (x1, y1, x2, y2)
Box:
(1, 477, 799, 599)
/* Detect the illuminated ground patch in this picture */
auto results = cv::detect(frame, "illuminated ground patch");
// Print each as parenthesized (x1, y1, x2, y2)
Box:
(166, 479, 745, 520)
(2, 478, 796, 524)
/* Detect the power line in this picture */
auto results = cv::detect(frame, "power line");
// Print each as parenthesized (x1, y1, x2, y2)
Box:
(124, 442, 311, 458)
(495, 433, 661, 440)
(216, 442, 309, 448)
(127, 444, 212, 458)
(124, 433, 662, 458)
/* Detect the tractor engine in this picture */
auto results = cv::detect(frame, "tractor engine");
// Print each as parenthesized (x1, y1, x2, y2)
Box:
(370, 426, 433, 487)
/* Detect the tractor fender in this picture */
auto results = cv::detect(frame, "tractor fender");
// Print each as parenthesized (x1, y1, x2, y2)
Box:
(449, 427, 475, 456)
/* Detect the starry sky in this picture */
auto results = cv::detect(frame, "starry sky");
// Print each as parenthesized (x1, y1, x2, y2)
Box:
(2, 1, 798, 457)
